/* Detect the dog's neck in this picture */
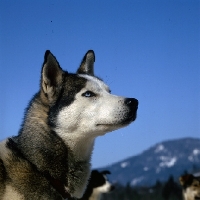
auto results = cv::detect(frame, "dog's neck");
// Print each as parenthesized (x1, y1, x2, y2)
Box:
(89, 188, 102, 200)
(183, 192, 197, 200)
(53, 132, 95, 198)
(16, 95, 93, 198)
(70, 137, 94, 161)
(43, 171, 71, 199)
(56, 131, 95, 161)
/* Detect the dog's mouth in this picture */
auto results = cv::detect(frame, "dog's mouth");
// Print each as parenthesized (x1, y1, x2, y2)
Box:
(96, 113, 137, 127)
(96, 103, 138, 128)
(124, 112, 137, 124)
(96, 123, 118, 127)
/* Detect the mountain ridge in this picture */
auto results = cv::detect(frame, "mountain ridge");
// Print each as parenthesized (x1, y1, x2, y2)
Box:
(97, 137, 200, 186)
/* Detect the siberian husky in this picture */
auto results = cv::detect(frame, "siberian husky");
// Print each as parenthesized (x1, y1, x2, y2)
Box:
(0, 50, 138, 199)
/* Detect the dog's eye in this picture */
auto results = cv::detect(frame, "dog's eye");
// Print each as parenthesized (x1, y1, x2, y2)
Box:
(82, 91, 96, 98)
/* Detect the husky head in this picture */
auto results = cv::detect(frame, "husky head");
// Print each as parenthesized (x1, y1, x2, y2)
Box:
(179, 174, 200, 200)
(41, 50, 138, 143)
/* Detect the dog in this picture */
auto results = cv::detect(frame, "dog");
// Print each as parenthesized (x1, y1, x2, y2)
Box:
(75, 170, 114, 200)
(179, 174, 200, 200)
(0, 50, 138, 199)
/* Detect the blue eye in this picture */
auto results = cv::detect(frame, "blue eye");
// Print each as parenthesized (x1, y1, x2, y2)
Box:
(82, 91, 96, 97)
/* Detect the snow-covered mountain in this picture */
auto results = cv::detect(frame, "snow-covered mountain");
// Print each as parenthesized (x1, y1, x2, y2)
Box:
(97, 137, 200, 186)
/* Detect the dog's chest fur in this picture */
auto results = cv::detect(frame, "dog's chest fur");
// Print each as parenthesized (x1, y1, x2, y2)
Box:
(0, 137, 91, 199)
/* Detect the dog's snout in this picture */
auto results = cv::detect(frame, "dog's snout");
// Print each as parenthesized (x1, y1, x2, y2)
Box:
(125, 98, 138, 109)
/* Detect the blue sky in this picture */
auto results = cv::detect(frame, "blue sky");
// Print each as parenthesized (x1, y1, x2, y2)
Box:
(0, 0, 199, 168)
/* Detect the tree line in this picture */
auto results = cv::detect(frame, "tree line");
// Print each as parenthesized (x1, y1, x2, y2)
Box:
(101, 175, 182, 200)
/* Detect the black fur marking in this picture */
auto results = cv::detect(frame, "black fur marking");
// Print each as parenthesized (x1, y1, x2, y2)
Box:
(0, 159, 6, 177)
(6, 137, 27, 160)
(43, 171, 71, 199)
(0, 158, 6, 190)
(48, 73, 87, 128)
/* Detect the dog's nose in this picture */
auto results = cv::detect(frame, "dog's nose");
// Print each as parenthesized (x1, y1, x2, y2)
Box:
(125, 98, 138, 109)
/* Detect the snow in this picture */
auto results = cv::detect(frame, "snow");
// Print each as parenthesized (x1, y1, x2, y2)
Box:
(121, 162, 129, 168)
(156, 167, 161, 174)
(154, 144, 165, 153)
(159, 156, 177, 168)
(131, 177, 144, 186)
(188, 149, 200, 162)
(193, 149, 200, 155)
(155, 156, 177, 174)
(143, 167, 149, 171)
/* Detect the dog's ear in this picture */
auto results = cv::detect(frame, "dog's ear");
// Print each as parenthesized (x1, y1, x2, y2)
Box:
(101, 170, 111, 175)
(41, 50, 63, 102)
(179, 174, 194, 186)
(77, 50, 95, 76)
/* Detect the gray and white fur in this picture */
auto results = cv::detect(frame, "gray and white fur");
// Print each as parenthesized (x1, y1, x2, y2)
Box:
(0, 50, 138, 199)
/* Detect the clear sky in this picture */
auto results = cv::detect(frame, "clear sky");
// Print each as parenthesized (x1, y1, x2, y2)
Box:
(0, 0, 199, 168)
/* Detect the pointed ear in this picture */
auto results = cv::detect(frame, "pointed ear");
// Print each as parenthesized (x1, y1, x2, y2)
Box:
(41, 50, 63, 100)
(179, 174, 194, 186)
(101, 170, 111, 175)
(77, 50, 95, 75)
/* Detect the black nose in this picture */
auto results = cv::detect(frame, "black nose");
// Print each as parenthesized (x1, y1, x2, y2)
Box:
(125, 98, 138, 109)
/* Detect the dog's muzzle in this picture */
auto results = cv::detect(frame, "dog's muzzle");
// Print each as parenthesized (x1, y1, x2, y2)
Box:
(124, 98, 138, 123)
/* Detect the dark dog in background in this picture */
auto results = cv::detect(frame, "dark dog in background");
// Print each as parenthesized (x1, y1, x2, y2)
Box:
(76, 170, 114, 200)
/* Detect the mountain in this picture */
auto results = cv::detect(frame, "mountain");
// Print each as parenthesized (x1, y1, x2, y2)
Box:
(97, 137, 200, 187)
